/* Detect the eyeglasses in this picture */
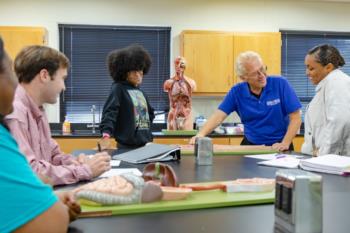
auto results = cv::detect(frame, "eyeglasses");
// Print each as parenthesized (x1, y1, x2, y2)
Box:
(245, 65, 267, 78)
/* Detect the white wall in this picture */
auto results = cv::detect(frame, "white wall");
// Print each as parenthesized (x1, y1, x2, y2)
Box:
(1, 0, 350, 122)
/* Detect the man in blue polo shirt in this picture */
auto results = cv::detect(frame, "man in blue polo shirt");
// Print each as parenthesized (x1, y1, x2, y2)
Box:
(191, 51, 302, 151)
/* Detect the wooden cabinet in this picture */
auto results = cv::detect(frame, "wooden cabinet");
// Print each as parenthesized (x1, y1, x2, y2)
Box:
(0, 26, 47, 60)
(229, 136, 243, 145)
(230, 136, 303, 152)
(181, 31, 234, 94)
(292, 136, 304, 153)
(55, 138, 116, 154)
(232, 32, 281, 84)
(54, 137, 230, 153)
(180, 30, 281, 94)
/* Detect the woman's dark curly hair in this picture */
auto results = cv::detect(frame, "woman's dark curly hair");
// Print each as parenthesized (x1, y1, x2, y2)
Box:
(308, 44, 345, 69)
(107, 44, 152, 82)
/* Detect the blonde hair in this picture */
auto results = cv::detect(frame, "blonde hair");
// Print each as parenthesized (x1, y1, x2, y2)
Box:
(235, 51, 263, 77)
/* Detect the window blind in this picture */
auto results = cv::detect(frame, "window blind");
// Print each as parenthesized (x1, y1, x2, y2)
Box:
(281, 30, 350, 120)
(59, 24, 170, 123)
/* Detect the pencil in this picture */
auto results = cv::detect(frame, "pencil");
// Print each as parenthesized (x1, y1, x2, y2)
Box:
(97, 142, 102, 152)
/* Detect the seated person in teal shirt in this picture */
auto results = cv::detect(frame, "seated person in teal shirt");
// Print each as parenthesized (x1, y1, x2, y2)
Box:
(0, 38, 79, 233)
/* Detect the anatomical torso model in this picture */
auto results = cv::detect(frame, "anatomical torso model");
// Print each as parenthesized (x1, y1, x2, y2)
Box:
(164, 57, 196, 130)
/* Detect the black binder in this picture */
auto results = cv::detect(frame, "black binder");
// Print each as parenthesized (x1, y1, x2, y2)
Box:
(112, 143, 181, 164)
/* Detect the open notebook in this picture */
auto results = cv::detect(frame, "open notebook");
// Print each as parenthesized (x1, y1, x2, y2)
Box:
(299, 154, 350, 175)
(112, 143, 181, 164)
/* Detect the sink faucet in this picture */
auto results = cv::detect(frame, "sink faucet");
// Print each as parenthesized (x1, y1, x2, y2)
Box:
(87, 105, 100, 133)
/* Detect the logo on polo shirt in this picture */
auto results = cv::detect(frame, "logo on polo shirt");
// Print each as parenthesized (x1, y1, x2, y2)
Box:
(266, 98, 280, 106)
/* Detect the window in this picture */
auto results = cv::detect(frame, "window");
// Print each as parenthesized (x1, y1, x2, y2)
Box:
(281, 30, 350, 120)
(59, 24, 170, 123)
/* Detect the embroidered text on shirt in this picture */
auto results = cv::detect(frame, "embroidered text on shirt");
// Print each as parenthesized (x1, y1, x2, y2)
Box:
(266, 98, 281, 106)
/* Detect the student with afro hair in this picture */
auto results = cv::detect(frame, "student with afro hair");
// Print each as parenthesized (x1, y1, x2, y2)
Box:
(99, 45, 155, 150)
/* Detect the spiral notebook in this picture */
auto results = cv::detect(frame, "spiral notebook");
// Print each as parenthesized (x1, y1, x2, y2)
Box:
(299, 154, 350, 175)
(112, 143, 181, 164)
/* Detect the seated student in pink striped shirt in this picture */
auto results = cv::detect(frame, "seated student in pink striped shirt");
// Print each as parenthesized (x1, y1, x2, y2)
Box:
(5, 45, 111, 186)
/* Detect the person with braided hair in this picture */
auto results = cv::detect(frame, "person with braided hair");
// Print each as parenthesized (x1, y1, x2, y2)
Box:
(302, 44, 350, 156)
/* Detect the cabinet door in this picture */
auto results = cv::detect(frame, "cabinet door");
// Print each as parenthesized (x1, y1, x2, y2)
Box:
(54, 138, 116, 154)
(0, 26, 47, 60)
(181, 31, 234, 94)
(229, 136, 243, 145)
(292, 136, 304, 153)
(154, 138, 191, 145)
(232, 32, 281, 84)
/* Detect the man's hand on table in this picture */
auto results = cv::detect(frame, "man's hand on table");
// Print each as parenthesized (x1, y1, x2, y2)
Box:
(55, 191, 81, 222)
(272, 142, 290, 152)
(189, 133, 205, 145)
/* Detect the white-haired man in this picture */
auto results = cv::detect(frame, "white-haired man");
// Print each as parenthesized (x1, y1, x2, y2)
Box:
(191, 51, 302, 152)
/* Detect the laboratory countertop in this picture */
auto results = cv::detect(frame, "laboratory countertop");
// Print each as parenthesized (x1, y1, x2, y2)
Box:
(50, 123, 304, 138)
(51, 130, 245, 138)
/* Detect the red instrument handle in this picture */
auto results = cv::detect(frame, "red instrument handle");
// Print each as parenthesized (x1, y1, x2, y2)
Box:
(179, 183, 226, 191)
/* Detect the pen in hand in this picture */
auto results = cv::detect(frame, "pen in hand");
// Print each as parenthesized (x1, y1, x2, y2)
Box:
(97, 142, 102, 152)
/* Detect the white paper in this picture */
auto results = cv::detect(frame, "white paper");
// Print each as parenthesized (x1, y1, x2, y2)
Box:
(110, 160, 121, 167)
(258, 157, 300, 168)
(99, 168, 142, 178)
(245, 153, 278, 160)
(245, 153, 304, 160)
